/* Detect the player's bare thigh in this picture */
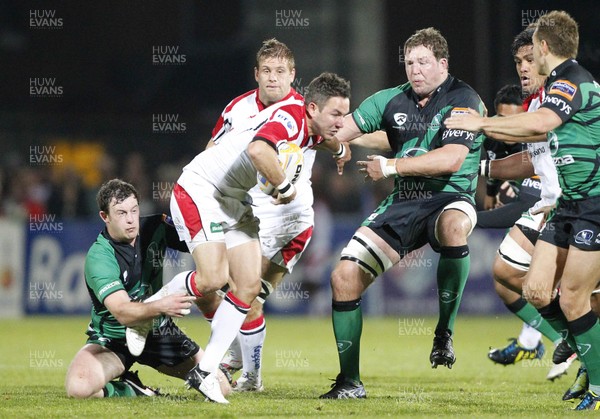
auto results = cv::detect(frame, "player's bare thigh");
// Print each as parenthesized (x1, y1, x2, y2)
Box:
(65, 344, 124, 398)
(559, 247, 600, 320)
(523, 240, 566, 308)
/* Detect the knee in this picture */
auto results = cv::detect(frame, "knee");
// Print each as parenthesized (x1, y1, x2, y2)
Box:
(522, 280, 552, 309)
(195, 269, 229, 294)
(330, 262, 366, 300)
(65, 375, 99, 399)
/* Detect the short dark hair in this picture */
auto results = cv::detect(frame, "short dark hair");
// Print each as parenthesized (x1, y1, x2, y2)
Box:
(255, 38, 295, 71)
(96, 179, 139, 213)
(304, 72, 351, 109)
(535, 10, 578, 59)
(493, 84, 523, 111)
(404, 27, 449, 61)
(511, 27, 534, 57)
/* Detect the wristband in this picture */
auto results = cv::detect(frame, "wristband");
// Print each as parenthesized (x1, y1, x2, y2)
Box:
(375, 156, 397, 178)
(480, 160, 491, 177)
(333, 143, 346, 158)
(277, 179, 295, 199)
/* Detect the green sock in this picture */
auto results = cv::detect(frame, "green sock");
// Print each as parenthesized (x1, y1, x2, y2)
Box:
(570, 312, 600, 389)
(103, 381, 137, 397)
(539, 298, 578, 353)
(513, 300, 562, 344)
(332, 299, 362, 382)
(435, 246, 470, 334)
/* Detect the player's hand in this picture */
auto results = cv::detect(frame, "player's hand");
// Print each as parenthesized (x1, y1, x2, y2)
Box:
(157, 293, 197, 318)
(334, 143, 351, 175)
(272, 182, 297, 205)
(357, 155, 397, 182)
(531, 204, 554, 229)
(483, 195, 497, 210)
(445, 108, 484, 132)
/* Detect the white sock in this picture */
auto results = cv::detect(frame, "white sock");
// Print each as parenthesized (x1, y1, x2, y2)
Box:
(518, 323, 542, 349)
(239, 315, 266, 379)
(199, 292, 250, 373)
(221, 335, 242, 368)
(144, 270, 199, 303)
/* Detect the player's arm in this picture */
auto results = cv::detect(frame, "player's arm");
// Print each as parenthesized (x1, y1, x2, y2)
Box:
(485, 132, 547, 143)
(446, 107, 562, 140)
(248, 138, 296, 204)
(482, 150, 535, 180)
(314, 136, 352, 175)
(104, 290, 197, 327)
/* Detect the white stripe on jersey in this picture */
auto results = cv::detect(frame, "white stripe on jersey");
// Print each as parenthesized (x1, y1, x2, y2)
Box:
(526, 88, 561, 212)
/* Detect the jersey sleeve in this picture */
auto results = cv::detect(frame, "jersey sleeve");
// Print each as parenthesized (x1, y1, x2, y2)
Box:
(352, 88, 398, 133)
(85, 243, 124, 304)
(541, 78, 582, 123)
(440, 90, 485, 147)
(254, 103, 303, 146)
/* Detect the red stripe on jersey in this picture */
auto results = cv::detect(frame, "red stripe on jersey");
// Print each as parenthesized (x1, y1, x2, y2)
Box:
(256, 102, 307, 146)
(211, 89, 261, 139)
(281, 225, 313, 265)
(173, 183, 202, 240)
(522, 87, 544, 112)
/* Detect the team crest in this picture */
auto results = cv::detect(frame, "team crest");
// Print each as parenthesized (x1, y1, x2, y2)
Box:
(393, 113, 407, 126)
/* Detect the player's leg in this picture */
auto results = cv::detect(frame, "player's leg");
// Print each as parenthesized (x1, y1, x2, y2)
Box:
(431, 203, 474, 369)
(319, 226, 398, 399)
(489, 226, 562, 366)
(65, 344, 128, 398)
(232, 259, 284, 392)
(558, 246, 600, 409)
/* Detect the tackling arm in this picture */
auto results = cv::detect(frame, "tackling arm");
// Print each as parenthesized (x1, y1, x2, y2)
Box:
(104, 290, 196, 327)
(485, 150, 535, 180)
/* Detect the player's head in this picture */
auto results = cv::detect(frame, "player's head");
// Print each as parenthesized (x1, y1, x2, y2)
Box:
(403, 27, 449, 98)
(96, 178, 140, 244)
(533, 11, 579, 75)
(305, 72, 351, 140)
(254, 38, 296, 106)
(511, 27, 545, 96)
(493, 84, 524, 117)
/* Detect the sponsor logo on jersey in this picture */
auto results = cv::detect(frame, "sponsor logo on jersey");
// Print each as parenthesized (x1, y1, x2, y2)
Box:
(98, 281, 120, 296)
(273, 109, 298, 137)
(393, 112, 407, 126)
(450, 107, 469, 117)
(429, 113, 442, 131)
(575, 229, 594, 246)
(549, 80, 577, 101)
(210, 222, 223, 233)
(442, 129, 474, 141)
(544, 95, 572, 115)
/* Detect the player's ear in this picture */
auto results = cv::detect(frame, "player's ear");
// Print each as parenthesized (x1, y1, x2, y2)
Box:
(306, 101, 319, 117)
(99, 210, 109, 222)
(440, 58, 449, 71)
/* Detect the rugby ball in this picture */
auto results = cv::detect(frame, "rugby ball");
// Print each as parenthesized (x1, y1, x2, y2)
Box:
(257, 142, 304, 196)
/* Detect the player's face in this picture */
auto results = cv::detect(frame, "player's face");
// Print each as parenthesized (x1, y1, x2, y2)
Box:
(496, 103, 524, 118)
(101, 195, 140, 245)
(405, 45, 448, 98)
(255, 57, 295, 106)
(307, 96, 350, 140)
(532, 31, 549, 76)
(514, 45, 545, 95)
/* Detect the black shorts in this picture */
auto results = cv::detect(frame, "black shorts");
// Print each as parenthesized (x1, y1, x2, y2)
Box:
(362, 193, 473, 254)
(540, 195, 600, 251)
(87, 318, 199, 370)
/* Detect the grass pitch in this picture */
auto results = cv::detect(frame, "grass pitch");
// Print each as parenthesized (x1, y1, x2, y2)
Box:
(0, 315, 584, 417)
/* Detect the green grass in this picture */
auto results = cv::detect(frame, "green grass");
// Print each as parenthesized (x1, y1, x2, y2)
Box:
(0, 316, 585, 417)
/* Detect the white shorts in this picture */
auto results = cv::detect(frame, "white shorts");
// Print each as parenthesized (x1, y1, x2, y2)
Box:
(256, 207, 314, 273)
(170, 172, 258, 253)
(515, 208, 545, 231)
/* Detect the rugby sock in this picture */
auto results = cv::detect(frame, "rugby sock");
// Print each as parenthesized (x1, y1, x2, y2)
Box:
(143, 270, 202, 304)
(538, 297, 578, 353)
(435, 246, 469, 334)
(199, 291, 250, 373)
(239, 315, 266, 378)
(332, 298, 362, 383)
(569, 311, 600, 391)
(517, 324, 543, 350)
(506, 297, 562, 345)
(103, 381, 136, 397)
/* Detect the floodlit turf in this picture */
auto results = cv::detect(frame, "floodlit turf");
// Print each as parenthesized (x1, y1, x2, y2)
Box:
(0, 316, 585, 417)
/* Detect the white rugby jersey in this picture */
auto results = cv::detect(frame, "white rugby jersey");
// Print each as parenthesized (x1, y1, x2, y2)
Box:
(210, 88, 321, 212)
(184, 89, 319, 204)
(524, 87, 561, 212)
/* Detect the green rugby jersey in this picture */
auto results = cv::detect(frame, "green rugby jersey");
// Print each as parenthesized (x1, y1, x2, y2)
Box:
(85, 214, 186, 342)
(541, 59, 600, 201)
(353, 75, 485, 202)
